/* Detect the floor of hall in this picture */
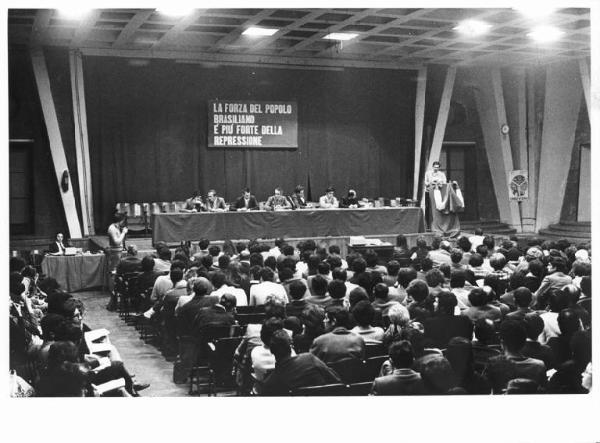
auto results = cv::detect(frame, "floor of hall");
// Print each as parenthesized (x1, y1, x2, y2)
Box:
(77, 291, 190, 397)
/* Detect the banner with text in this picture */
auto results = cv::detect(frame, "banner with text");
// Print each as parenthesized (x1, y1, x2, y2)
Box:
(208, 100, 298, 148)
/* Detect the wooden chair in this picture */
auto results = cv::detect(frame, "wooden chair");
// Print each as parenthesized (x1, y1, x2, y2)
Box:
(290, 383, 348, 396)
(364, 343, 386, 358)
(207, 336, 243, 391)
(344, 381, 373, 396)
(189, 325, 241, 395)
(235, 312, 266, 326)
(327, 357, 365, 384)
(362, 355, 388, 381)
(115, 272, 140, 320)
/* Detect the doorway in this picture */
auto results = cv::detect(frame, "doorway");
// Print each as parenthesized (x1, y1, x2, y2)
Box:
(440, 142, 479, 221)
(10, 140, 34, 235)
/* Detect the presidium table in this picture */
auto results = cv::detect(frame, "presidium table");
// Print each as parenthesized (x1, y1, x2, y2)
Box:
(41, 253, 109, 292)
(151, 207, 425, 243)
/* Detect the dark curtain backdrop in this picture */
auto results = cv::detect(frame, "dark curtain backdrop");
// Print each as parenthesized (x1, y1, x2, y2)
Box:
(83, 56, 416, 232)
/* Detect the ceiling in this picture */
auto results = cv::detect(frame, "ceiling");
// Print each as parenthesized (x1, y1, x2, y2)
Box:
(8, 7, 591, 69)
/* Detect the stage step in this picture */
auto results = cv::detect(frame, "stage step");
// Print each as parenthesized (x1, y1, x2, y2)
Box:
(538, 221, 591, 243)
(460, 220, 517, 236)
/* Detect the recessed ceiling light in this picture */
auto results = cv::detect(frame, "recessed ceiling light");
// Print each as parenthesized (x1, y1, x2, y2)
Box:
(56, 8, 91, 20)
(323, 33, 359, 41)
(155, 7, 195, 17)
(527, 25, 564, 43)
(513, 6, 556, 19)
(242, 27, 279, 36)
(453, 20, 492, 37)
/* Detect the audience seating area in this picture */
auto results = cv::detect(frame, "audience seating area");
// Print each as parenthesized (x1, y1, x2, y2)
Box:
(9, 231, 593, 397)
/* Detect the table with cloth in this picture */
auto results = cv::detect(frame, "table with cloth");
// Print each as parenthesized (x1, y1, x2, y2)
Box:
(41, 253, 109, 292)
(152, 207, 425, 243)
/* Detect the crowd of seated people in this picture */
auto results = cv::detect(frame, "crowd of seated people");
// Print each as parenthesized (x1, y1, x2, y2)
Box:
(9, 256, 150, 396)
(10, 232, 592, 396)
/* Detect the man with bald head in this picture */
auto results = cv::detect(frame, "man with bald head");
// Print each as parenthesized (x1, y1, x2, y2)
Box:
(116, 244, 142, 275)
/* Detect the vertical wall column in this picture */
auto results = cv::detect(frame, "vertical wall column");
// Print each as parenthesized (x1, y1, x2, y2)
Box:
(535, 61, 582, 231)
(31, 47, 82, 238)
(412, 67, 427, 201)
(524, 70, 541, 232)
(69, 49, 95, 235)
(426, 66, 456, 170)
(578, 58, 590, 121)
(505, 67, 535, 231)
(470, 67, 521, 230)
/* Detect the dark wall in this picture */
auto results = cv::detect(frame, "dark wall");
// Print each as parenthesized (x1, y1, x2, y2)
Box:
(9, 47, 67, 237)
(82, 57, 417, 232)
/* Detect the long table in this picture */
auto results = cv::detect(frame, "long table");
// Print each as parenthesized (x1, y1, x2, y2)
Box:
(152, 207, 424, 243)
(41, 254, 109, 292)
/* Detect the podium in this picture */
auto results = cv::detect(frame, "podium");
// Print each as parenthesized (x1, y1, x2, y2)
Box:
(428, 183, 464, 237)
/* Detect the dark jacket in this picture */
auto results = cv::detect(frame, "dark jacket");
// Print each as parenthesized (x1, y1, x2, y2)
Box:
(423, 314, 473, 349)
(371, 368, 426, 395)
(262, 353, 341, 396)
(233, 195, 259, 210)
(309, 326, 365, 364)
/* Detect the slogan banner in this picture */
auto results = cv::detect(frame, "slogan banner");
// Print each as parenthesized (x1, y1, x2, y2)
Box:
(208, 100, 298, 148)
(508, 170, 529, 201)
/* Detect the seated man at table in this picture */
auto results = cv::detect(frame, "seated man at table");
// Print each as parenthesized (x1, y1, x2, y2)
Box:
(205, 189, 227, 212)
(48, 232, 68, 255)
(265, 187, 291, 210)
(340, 189, 360, 208)
(288, 185, 307, 209)
(319, 186, 339, 208)
(233, 187, 259, 211)
(182, 190, 205, 212)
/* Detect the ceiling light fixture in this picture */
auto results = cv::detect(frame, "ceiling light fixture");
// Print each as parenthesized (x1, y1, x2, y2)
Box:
(527, 25, 564, 43)
(56, 8, 91, 20)
(323, 33, 359, 41)
(242, 27, 279, 36)
(453, 20, 492, 37)
(513, 6, 557, 19)
(155, 7, 195, 17)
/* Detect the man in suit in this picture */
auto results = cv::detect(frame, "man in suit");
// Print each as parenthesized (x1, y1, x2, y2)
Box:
(233, 188, 259, 211)
(48, 232, 67, 255)
(262, 329, 341, 396)
(309, 308, 365, 364)
(288, 185, 307, 209)
(175, 278, 218, 337)
(116, 244, 142, 275)
(265, 187, 291, 210)
(205, 189, 227, 212)
(371, 340, 426, 395)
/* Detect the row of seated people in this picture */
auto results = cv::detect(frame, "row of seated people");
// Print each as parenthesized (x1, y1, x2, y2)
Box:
(9, 256, 150, 397)
(111, 232, 591, 395)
